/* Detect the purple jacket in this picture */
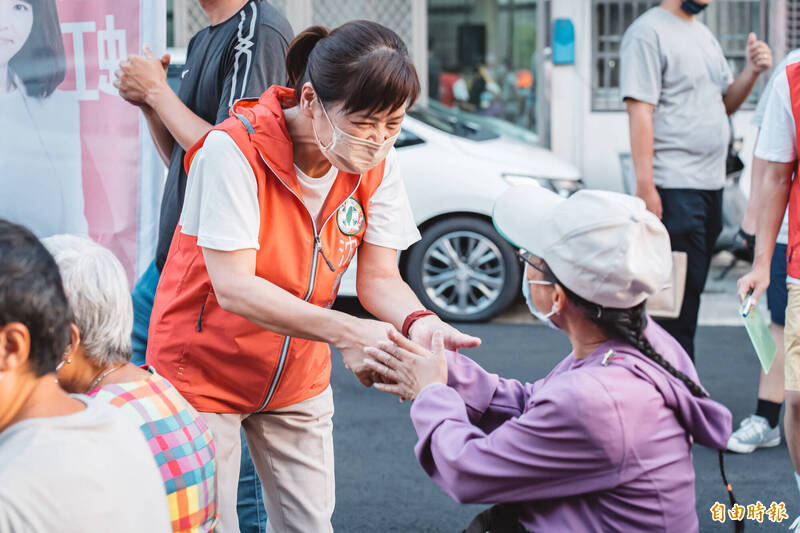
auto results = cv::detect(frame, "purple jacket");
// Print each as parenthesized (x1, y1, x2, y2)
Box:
(410, 319, 731, 532)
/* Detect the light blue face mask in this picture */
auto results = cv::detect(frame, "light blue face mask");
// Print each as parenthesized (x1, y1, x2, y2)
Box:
(521, 275, 559, 330)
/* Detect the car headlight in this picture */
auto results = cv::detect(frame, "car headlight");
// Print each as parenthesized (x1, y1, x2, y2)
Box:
(502, 174, 584, 197)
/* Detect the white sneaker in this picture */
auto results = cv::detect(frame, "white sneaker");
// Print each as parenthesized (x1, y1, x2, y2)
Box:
(727, 414, 781, 454)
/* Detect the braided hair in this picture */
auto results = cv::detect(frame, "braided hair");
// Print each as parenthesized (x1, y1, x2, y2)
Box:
(541, 264, 743, 533)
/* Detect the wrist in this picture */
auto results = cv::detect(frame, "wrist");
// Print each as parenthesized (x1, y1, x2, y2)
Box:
(737, 226, 755, 239)
(742, 62, 760, 79)
(635, 180, 656, 194)
(327, 310, 358, 348)
(415, 382, 447, 401)
(751, 257, 771, 273)
(403, 310, 438, 338)
(144, 81, 170, 111)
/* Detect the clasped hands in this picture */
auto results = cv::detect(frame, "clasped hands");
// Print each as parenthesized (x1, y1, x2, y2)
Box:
(338, 315, 480, 401)
(113, 45, 170, 108)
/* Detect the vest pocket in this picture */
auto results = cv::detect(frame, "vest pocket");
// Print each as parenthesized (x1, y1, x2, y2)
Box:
(196, 290, 211, 332)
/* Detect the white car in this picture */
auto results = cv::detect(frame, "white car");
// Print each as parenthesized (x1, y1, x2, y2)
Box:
(337, 105, 582, 322)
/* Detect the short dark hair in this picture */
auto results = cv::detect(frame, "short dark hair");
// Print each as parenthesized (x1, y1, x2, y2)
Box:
(9, 0, 67, 98)
(286, 20, 420, 115)
(0, 220, 72, 376)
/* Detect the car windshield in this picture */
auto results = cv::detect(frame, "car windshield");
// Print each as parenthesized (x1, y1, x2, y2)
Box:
(427, 101, 540, 145)
(407, 106, 499, 142)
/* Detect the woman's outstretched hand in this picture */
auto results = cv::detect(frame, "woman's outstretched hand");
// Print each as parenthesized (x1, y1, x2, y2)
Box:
(408, 315, 481, 352)
(364, 329, 448, 401)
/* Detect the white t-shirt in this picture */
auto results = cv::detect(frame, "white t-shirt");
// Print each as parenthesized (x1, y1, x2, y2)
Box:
(0, 396, 171, 533)
(752, 52, 800, 245)
(755, 68, 796, 164)
(754, 67, 799, 282)
(295, 163, 337, 228)
(180, 130, 421, 252)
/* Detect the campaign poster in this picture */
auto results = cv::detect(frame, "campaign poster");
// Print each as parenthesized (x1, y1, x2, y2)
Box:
(0, 0, 166, 283)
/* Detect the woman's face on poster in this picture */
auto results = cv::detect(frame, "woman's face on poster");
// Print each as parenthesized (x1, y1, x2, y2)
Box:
(0, 0, 34, 67)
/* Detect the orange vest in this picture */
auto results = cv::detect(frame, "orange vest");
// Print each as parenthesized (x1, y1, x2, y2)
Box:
(146, 86, 385, 413)
(786, 63, 800, 278)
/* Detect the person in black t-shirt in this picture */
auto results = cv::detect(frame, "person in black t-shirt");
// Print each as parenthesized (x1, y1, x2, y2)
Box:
(114, 2, 292, 531)
(115, 0, 292, 363)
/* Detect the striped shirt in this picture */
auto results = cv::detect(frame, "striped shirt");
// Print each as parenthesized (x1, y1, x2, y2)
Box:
(90, 368, 217, 532)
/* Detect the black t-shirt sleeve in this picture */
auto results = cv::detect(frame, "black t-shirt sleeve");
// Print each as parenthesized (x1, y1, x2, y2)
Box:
(216, 24, 290, 124)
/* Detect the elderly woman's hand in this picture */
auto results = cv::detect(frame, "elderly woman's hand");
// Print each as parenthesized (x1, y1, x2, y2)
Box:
(364, 329, 448, 401)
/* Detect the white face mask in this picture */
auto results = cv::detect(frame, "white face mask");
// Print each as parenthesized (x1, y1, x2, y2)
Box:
(312, 97, 399, 174)
(522, 275, 560, 330)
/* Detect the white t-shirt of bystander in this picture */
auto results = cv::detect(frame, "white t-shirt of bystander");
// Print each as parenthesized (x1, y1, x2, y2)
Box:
(0, 396, 171, 533)
(179, 130, 421, 253)
(754, 67, 799, 283)
(755, 69, 796, 165)
(752, 50, 800, 245)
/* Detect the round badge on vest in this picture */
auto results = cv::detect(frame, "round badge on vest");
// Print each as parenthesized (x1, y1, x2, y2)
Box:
(337, 197, 365, 235)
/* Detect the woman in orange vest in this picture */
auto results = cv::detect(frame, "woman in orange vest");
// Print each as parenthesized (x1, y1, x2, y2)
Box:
(146, 20, 481, 533)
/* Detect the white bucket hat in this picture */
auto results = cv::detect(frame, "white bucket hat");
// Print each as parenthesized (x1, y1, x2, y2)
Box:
(492, 184, 673, 309)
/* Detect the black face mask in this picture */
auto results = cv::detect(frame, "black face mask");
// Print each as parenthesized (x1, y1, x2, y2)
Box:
(680, 0, 709, 15)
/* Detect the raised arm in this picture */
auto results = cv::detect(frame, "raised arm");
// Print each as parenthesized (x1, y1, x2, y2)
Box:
(114, 50, 180, 165)
(724, 33, 771, 115)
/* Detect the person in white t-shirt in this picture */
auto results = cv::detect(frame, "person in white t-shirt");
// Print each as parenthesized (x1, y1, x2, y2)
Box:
(739, 54, 800, 500)
(0, 220, 170, 533)
(727, 50, 800, 455)
(147, 21, 482, 533)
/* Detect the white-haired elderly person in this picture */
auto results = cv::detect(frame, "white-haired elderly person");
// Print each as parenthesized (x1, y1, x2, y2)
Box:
(42, 235, 218, 533)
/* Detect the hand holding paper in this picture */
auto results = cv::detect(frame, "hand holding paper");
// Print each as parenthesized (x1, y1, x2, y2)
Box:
(740, 289, 777, 374)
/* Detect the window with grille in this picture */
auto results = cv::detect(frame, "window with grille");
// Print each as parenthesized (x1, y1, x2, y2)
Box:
(592, 0, 762, 111)
(789, 0, 800, 50)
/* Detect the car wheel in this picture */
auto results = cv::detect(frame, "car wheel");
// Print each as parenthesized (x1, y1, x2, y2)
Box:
(405, 216, 521, 322)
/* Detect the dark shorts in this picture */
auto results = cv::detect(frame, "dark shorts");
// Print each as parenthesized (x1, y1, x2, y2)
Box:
(767, 243, 788, 326)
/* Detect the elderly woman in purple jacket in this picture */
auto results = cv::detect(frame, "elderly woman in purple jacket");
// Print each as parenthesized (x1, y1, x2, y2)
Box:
(365, 185, 736, 533)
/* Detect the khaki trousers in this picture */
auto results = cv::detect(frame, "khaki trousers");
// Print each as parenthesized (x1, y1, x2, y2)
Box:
(786, 285, 800, 391)
(201, 386, 335, 533)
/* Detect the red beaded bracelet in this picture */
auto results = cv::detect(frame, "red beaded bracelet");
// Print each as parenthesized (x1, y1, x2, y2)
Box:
(402, 310, 438, 338)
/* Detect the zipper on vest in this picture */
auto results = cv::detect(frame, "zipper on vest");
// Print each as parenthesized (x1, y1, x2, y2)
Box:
(257, 235, 319, 411)
(256, 153, 363, 411)
(317, 236, 335, 272)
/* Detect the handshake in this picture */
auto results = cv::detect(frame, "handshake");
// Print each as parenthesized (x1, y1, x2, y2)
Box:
(332, 314, 481, 401)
